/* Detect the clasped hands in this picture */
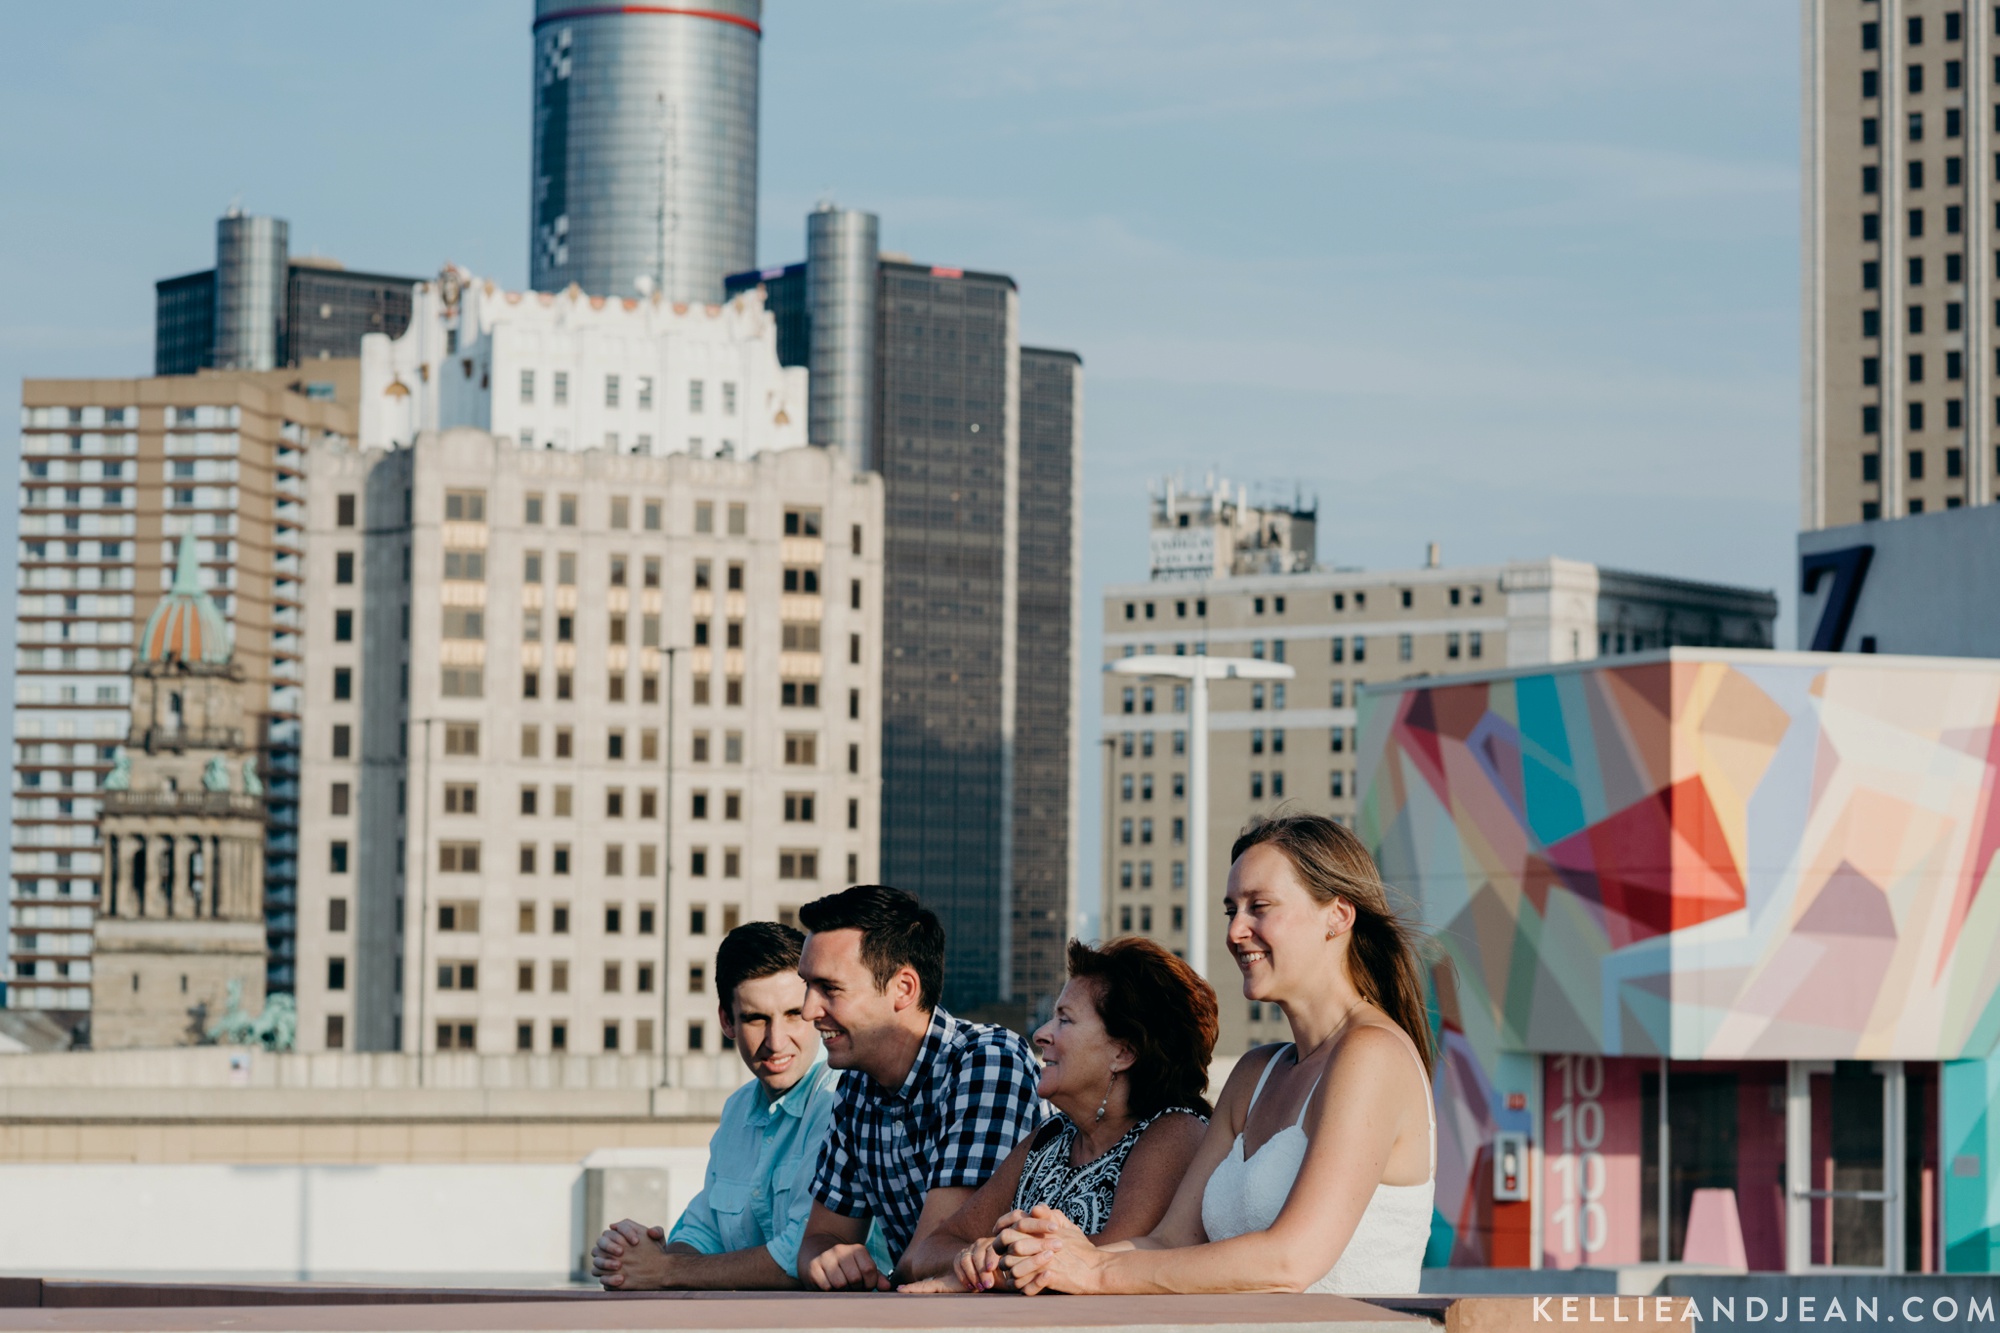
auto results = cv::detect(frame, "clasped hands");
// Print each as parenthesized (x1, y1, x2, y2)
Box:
(589, 1218, 671, 1289)
(899, 1206, 1100, 1295)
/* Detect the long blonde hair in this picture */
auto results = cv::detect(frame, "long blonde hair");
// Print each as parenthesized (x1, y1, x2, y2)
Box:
(1231, 814, 1438, 1068)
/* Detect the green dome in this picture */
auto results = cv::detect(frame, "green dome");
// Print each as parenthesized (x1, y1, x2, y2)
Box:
(138, 532, 232, 666)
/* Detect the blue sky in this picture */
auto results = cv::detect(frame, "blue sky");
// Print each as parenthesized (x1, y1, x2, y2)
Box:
(1, 2, 1801, 925)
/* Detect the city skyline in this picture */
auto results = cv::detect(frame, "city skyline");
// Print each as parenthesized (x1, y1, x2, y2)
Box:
(2, 1, 1803, 945)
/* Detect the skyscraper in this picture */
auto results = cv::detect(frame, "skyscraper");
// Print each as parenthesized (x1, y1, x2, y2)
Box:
(530, 0, 761, 303)
(1803, 2, 1990, 527)
(1011, 348, 1083, 1009)
(153, 211, 417, 376)
(728, 215, 1083, 1023)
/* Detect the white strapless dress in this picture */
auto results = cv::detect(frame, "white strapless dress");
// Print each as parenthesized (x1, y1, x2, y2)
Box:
(1199, 1040, 1435, 1295)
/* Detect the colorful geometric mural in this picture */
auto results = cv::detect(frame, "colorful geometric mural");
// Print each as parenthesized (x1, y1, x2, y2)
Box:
(1357, 651, 2000, 1266)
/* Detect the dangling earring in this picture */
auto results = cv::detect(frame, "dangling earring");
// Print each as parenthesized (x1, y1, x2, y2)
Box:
(1095, 1072, 1115, 1123)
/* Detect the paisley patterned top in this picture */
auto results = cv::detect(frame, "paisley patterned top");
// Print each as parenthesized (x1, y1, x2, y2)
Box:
(1010, 1107, 1205, 1236)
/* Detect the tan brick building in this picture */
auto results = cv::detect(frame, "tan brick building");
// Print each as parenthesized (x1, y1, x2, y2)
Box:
(10, 366, 353, 1018)
(1804, 1, 1994, 526)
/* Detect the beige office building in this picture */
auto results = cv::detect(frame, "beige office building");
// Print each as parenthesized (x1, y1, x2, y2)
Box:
(1803, 1, 1995, 526)
(10, 366, 354, 1018)
(1101, 481, 1776, 1055)
(293, 429, 883, 1057)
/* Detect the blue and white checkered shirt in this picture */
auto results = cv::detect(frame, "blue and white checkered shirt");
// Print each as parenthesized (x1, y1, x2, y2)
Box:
(810, 1007, 1046, 1262)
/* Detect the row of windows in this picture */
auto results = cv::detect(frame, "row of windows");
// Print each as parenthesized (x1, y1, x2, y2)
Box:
(1861, 495, 1976, 519)
(1854, 303, 1970, 342)
(687, 847, 856, 882)
(323, 721, 858, 774)
(1860, 446, 1980, 482)
(434, 488, 843, 548)
(1117, 861, 1189, 891)
(1117, 682, 1290, 713)
(1861, 352, 1967, 386)
(1859, 13, 1964, 51)
(325, 833, 829, 884)
(1860, 109, 1964, 146)
(340, 489, 851, 551)
(330, 1017, 674, 1055)
(323, 895, 683, 939)
(1116, 730, 1189, 758)
(516, 370, 737, 416)
(1118, 816, 1185, 846)
(1116, 903, 1186, 934)
(1859, 210, 1966, 252)
(1861, 400, 1969, 432)
(1860, 58, 1967, 103)
(1120, 586, 1485, 623)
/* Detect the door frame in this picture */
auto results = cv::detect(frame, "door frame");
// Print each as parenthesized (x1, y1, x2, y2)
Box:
(1786, 1059, 1905, 1273)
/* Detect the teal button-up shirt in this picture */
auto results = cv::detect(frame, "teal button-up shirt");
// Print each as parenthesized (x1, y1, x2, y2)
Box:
(668, 1053, 891, 1276)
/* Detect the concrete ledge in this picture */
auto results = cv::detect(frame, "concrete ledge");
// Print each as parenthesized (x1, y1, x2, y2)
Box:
(0, 1288, 1441, 1333)
(0, 1086, 739, 1123)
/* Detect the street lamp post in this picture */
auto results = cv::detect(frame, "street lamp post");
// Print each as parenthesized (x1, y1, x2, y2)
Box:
(658, 645, 678, 1086)
(1104, 655, 1295, 982)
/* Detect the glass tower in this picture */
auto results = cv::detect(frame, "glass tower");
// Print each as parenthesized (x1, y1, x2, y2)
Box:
(530, 0, 761, 303)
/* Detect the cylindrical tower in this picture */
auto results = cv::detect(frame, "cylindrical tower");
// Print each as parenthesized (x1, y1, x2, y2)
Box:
(530, 0, 761, 303)
(212, 211, 289, 371)
(806, 204, 879, 470)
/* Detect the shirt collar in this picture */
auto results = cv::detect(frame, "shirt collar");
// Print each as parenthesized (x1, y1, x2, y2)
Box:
(749, 1048, 829, 1125)
(871, 1007, 954, 1103)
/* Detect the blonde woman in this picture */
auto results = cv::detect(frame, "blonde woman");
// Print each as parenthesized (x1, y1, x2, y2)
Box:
(996, 814, 1437, 1296)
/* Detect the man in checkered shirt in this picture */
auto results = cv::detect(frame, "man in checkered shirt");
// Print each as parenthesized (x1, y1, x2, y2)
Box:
(794, 884, 1047, 1290)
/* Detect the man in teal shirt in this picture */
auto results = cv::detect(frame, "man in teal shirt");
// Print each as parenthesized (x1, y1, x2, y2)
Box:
(589, 922, 888, 1288)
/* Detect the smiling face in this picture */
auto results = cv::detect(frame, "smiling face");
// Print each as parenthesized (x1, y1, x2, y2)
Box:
(1030, 978, 1131, 1115)
(722, 970, 821, 1096)
(798, 927, 916, 1075)
(1224, 842, 1350, 1002)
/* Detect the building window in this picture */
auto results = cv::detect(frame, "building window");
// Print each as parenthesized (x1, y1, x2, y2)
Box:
(1469, 631, 1483, 659)
(329, 841, 349, 874)
(439, 843, 481, 873)
(1398, 634, 1413, 662)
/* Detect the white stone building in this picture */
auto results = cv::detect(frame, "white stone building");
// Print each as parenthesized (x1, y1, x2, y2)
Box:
(294, 429, 882, 1057)
(359, 268, 808, 460)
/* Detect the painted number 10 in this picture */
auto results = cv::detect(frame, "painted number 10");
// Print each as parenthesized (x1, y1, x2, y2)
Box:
(1548, 1054, 1608, 1260)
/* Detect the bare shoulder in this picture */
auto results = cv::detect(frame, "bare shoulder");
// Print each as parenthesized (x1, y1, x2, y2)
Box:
(1321, 1022, 1428, 1105)
(1218, 1042, 1290, 1102)
(1127, 1108, 1209, 1162)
